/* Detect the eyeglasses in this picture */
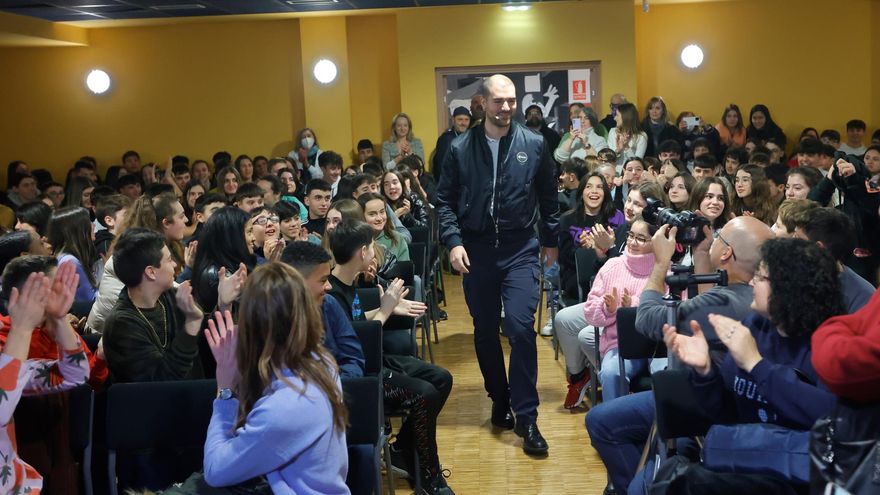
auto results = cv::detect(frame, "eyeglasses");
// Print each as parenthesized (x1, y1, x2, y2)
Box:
(752, 273, 771, 283)
(253, 215, 279, 226)
(712, 229, 737, 261)
(626, 232, 651, 244)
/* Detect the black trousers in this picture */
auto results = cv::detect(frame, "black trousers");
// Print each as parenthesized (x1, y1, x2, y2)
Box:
(462, 237, 541, 423)
(383, 354, 453, 476)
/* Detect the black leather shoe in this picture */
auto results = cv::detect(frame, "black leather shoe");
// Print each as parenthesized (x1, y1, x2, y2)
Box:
(514, 422, 549, 456)
(490, 401, 514, 430)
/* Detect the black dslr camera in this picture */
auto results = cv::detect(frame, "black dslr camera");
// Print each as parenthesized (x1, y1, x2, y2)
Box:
(641, 198, 710, 246)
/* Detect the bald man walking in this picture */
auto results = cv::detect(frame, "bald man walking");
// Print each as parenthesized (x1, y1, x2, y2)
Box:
(436, 75, 560, 456)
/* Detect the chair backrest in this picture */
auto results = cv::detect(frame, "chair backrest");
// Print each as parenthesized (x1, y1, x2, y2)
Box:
(652, 369, 714, 439)
(574, 248, 598, 302)
(14, 384, 94, 494)
(616, 307, 667, 360)
(408, 241, 427, 280)
(342, 376, 382, 445)
(106, 379, 217, 452)
(351, 320, 383, 376)
(394, 260, 415, 287)
(356, 287, 381, 312)
(408, 225, 429, 245)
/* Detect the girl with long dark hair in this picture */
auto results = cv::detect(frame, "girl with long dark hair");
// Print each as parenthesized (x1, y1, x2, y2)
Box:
(746, 104, 787, 149)
(192, 206, 254, 311)
(558, 172, 625, 303)
(47, 206, 101, 302)
(732, 164, 778, 225)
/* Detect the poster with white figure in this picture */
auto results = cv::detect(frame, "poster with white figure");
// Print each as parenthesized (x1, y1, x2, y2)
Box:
(439, 64, 599, 135)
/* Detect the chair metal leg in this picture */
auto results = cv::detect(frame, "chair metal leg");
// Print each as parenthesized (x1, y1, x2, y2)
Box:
(374, 441, 384, 495)
(383, 440, 396, 495)
(107, 451, 118, 495)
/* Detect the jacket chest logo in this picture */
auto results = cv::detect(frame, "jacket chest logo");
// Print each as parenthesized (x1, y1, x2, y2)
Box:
(516, 152, 528, 164)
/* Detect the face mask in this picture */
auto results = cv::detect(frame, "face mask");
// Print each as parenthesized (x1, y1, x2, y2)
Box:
(301, 137, 315, 149)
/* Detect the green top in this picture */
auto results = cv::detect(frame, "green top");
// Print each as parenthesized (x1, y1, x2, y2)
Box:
(376, 231, 410, 262)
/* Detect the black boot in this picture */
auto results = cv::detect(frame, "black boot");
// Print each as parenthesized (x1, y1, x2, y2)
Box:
(514, 421, 548, 456)
(490, 401, 514, 430)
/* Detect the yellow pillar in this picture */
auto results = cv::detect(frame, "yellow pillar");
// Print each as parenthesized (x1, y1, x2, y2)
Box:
(299, 17, 353, 157)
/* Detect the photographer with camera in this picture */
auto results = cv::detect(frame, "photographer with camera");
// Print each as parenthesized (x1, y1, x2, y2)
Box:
(585, 215, 773, 494)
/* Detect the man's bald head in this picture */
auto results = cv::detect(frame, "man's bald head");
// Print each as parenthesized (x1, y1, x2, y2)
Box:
(481, 74, 515, 99)
(715, 216, 774, 279)
(610, 93, 626, 106)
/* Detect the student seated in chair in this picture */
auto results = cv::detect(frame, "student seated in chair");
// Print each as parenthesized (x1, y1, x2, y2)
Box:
(201, 263, 349, 494)
(103, 227, 240, 383)
(0, 260, 90, 493)
(327, 219, 454, 495)
(1, 256, 107, 389)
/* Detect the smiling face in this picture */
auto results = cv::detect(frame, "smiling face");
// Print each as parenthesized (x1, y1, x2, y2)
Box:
(382, 172, 403, 202)
(785, 174, 810, 200)
(326, 208, 342, 233)
(623, 189, 647, 223)
(223, 172, 239, 195)
(485, 77, 516, 130)
(186, 184, 205, 209)
(734, 169, 753, 198)
(280, 214, 301, 241)
(304, 188, 331, 219)
(699, 183, 726, 221)
(279, 171, 296, 194)
(162, 201, 188, 241)
(581, 176, 605, 214)
(192, 162, 210, 182)
(363, 198, 387, 233)
(624, 160, 645, 183)
(626, 220, 654, 256)
(394, 117, 410, 139)
(668, 176, 690, 206)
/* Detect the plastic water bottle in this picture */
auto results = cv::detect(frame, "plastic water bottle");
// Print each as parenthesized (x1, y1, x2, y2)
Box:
(352, 293, 364, 321)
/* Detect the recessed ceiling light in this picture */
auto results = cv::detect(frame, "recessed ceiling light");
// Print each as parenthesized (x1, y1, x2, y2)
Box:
(502, 3, 531, 12)
(149, 4, 206, 11)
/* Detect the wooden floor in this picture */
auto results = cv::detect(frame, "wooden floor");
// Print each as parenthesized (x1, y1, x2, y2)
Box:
(390, 273, 608, 494)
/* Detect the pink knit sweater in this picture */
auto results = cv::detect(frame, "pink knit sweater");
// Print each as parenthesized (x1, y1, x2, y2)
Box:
(583, 250, 657, 357)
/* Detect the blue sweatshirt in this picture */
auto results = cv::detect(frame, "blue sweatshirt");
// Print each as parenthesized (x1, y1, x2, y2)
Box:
(203, 367, 350, 494)
(322, 296, 365, 378)
(691, 313, 836, 430)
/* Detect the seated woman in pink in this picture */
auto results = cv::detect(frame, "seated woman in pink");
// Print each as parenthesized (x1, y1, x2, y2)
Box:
(582, 218, 667, 402)
(0, 261, 91, 494)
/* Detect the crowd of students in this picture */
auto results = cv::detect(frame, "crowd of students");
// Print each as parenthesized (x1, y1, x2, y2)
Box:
(0, 94, 877, 494)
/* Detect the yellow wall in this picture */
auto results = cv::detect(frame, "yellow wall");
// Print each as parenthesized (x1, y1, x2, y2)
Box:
(0, 19, 306, 177)
(299, 16, 352, 157)
(397, 0, 638, 160)
(635, 0, 876, 149)
(347, 14, 401, 163)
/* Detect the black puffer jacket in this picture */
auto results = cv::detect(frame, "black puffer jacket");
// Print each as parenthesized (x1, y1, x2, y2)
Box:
(436, 121, 560, 248)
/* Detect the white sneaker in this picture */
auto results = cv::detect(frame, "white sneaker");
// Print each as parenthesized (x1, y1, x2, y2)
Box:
(540, 318, 553, 336)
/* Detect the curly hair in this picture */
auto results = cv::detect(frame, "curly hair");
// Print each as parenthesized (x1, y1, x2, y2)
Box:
(760, 238, 845, 337)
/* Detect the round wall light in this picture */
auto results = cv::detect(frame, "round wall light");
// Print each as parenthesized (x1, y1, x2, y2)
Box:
(680, 44, 704, 69)
(86, 69, 111, 94)
(313, 59, 338, 84)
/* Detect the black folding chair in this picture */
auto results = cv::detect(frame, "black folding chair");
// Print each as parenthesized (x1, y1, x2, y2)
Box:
(15, 383, 95, 495)
(357, 287, 418, 358)
(616, 307, 667, 395)
(345, 320, 384, 495)
(409, 241, 436, 362)
(105, 379, 216, 495)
